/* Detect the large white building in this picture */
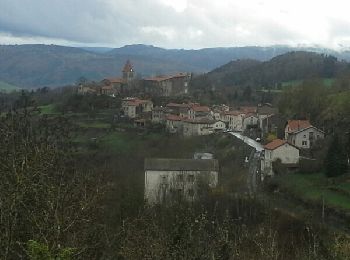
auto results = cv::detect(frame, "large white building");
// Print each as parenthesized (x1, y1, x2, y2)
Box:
(144, 158, 219, 204)
(261, 139, 300, 177)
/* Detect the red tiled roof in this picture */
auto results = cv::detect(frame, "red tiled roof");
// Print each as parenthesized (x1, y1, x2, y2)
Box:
(286, 120, 311, 133)
(264, 139, 288, 150)
(122, 60, 133, 73)
(166, 115, 184, 121)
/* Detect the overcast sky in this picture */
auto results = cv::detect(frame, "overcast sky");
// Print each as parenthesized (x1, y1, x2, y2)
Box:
(1, 0, 350, 49)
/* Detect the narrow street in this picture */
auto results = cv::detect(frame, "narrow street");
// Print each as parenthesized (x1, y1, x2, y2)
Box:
(228, 132, 263, 193)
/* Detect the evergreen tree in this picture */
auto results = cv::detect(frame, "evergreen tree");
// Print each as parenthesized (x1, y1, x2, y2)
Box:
(325, 134, 348, 177)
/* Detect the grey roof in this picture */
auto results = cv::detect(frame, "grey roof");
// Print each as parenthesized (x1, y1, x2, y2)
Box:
(144, 158, 219, 171)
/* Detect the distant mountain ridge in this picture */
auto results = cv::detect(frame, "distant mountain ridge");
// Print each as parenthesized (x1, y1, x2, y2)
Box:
(1, 44, 350, 88)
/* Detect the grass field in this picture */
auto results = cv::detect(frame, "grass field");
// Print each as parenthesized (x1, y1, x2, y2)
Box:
(281, 78, 335, 88)
(275, 172, 350, 211)
(38, 104, 59, 115)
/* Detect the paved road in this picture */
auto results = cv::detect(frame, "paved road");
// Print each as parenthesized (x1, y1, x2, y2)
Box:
(229, 132, 264, 152)
(228, 132, 263, 193)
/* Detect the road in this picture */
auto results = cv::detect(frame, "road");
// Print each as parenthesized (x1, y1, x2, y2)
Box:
(228, 132, 263, 193)
(229, 132, 263, 152)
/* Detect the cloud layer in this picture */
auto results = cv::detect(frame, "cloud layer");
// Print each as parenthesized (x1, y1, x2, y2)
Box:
(1, 0, 350, 49)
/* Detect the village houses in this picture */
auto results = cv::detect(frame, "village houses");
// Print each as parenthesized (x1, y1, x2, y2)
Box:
(78, 60, 135, 96)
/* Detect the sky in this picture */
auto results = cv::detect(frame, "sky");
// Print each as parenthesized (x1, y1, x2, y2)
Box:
(1, 0, 350, 49)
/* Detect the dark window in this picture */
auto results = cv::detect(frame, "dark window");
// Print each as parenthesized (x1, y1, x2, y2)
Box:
(188, 189, 194, 197)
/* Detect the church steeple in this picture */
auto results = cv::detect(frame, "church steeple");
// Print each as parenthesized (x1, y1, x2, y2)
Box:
(122, 60, 134, 83)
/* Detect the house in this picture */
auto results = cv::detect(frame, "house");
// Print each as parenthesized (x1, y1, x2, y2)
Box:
(143, 73, 191, 96)
(188, 105, 212, 120)
(285, 120, 325, 149)
(182, 118, 216, 137)
(242, 114, 259, 131)
(101, 78, 124, 95)
(261, 139, 300, 177)
(166, 115, 184, 134)
(222, 111, 244, 131)
(212, 104, 229, 120)
(122, 98, 153, 118)
(166, 102, 194, 117)
(152, 106, 172, 123)
(144, 158, 219, 204)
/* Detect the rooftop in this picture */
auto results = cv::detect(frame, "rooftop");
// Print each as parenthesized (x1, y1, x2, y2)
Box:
(264, 139, 297, 150)
(286, 120, 312, 133)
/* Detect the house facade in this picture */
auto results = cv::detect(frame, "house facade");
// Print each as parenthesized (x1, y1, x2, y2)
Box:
(182, 119, 216, 137)
(242, 114, 259, 131)
(143, 73, 190, 97)
(285, 120, 324, 149)
(144, 158, 219, 204)
(188, 105, 212, 120)
(261, 139, 300, 177)
(122, 98, 153, 118)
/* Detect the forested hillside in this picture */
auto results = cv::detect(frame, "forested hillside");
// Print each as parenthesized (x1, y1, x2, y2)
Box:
(192, 51, 349, 89)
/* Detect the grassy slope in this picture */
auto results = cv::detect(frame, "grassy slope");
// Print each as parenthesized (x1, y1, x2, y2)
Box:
(276, 172, 350, 211)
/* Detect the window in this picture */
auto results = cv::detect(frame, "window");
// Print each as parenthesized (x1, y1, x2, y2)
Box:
(303, 134, 306, 138)
(302, 141, 307, 146)
(188, 189, 194, 197)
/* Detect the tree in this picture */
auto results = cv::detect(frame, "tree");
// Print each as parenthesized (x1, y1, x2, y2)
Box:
(325, 134, 348, 177)
(0, 106, 108, 259)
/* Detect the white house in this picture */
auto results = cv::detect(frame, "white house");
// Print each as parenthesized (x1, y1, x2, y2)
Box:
(222, 111, 244, 131)
(242, 114, 259, 131)
(144, 158, 219, 204)
(261, 139, 300, 177)
(285, 120, 325, 149)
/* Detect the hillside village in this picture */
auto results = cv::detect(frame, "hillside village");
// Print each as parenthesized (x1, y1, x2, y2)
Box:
(4, 1, 350, 258)
(76, 60, 334, 201)
(2, 54, 350, 259)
